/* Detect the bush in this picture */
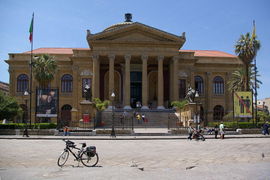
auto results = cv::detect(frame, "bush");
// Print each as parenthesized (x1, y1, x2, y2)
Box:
(208, 121, 264, 129)
(0, 123, 57, 129)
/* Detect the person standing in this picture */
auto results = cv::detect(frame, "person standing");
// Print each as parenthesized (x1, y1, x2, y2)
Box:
(219, 122, 225, 139)
(214, 125, 219, 139)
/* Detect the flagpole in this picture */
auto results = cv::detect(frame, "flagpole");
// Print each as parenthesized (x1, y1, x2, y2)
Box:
(29, 13, 34, 128)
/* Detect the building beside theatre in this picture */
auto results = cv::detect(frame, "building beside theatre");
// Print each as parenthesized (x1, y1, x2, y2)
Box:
(5, 14, 242, 127)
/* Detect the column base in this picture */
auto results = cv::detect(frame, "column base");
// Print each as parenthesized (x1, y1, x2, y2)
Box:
(106, 106, 113, 111)
(123, 105, 132, 110)
(141, 106, 149, 109)
(157, 106, 165, 109)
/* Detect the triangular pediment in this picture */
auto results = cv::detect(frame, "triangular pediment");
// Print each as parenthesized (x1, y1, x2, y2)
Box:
(87, 22, 185, 45)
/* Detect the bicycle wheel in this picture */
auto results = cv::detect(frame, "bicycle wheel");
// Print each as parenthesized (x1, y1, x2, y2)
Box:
(57, 150, 69, 167)
(80, 151, 99, 167)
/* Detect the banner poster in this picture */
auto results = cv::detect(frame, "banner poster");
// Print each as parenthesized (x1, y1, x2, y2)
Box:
(234, 91, 253, 118)
(36, 88, 58, 117)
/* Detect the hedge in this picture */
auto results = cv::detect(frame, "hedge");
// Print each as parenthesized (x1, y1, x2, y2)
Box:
(208, 121, 264, 129)
(0, 123, 57, 129)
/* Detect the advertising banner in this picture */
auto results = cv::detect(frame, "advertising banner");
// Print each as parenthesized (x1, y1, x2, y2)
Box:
(36, 88, 58, 117)
(234, 91, 253, 118)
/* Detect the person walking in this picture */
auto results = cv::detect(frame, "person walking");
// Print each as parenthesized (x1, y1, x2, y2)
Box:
(219, 122, 225, 139)
(214, 125, 219, 139)
(187, 126, 193, 140)
(262, 121, 269, 135)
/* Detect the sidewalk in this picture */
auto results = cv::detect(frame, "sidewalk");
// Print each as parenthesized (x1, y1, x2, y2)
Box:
(0, 134, 269, 140)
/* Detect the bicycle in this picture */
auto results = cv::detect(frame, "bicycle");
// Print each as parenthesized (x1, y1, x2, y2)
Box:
(57, 139, 99, 167)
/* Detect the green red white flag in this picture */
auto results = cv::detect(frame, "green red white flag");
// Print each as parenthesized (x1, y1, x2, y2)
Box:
(29, 13, 34, 43)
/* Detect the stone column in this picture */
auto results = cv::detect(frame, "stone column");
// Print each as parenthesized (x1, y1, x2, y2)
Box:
(141, 55, 149, 109)
(92, 54, 100, 99)
(108, 54, 115, 104)
(225, 72, 231, 113)
(206, 72, 212, 122)
(173, 56, 179, 101)
(157, 56, 165, 109)
(124, 54, 131, 109)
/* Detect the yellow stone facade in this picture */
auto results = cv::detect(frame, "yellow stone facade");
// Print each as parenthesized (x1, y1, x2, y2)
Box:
(5, 15, 242, 127)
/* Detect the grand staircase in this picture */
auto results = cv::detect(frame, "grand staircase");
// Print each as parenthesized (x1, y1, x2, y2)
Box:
(99, 109, 179, 128)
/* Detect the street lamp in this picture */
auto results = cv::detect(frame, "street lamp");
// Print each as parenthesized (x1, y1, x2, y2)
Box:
(111, 92, 116, 137)
(136, 101, 141, 124)
(195, 91, 200, 130)
(23, 90, 29, 137)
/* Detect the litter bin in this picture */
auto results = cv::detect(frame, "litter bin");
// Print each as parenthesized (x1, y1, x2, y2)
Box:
(15, 129, 20, 136)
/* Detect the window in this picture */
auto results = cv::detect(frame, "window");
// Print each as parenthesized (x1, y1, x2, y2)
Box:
(179, 79, 186, 99)
(82, 78, 91, 98)
(61, 74, 73, 92)
(17, 74, 29, 92)
(195, 76, 204, 94)
(213, 105, 224, 121)
(213, 76, 224, 95)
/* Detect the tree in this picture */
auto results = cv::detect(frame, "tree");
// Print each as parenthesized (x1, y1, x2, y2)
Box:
(235, 25, 260, 91)
(92, 98, 110, 126)
(171, 100, 188, 123)
(0, 92, 23, 121)
(227, 67, 262, 92)
(32, 54, 57, 88)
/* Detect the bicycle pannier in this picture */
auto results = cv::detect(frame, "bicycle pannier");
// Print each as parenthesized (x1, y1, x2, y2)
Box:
(86, 146, 96, 157)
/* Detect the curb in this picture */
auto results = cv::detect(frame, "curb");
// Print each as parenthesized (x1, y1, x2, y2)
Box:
(0, 135, 269, 140)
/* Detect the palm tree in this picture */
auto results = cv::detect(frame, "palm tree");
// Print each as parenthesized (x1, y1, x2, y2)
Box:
(171, 100, 188, 123)
(235, 26, 260, 91)
(227, 67, 262, 93)
(32, 54, 57, 88)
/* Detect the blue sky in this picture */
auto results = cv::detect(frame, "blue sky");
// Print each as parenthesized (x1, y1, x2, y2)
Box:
(0, 0, 269, 99)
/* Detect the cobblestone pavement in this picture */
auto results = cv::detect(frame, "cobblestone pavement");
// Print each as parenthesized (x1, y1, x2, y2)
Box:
(0, 138, 270, 180)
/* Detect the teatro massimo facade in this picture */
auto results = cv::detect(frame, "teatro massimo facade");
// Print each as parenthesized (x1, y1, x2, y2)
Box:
(6, 14, 242, 127)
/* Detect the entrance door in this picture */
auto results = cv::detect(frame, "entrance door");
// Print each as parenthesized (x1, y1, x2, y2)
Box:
(61, 104, 72, 127)
(130, 72, 142, 108)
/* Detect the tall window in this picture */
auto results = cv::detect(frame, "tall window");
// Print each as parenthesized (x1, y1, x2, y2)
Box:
(179, 79, 186, 99)
(213, 76, 224, 95)
(17, 74, 29, 92)
(195, 76, 204, 94)
(61, 74, 73, 92)
(213, 105, 224, 121)
(82, 78, 91, 98)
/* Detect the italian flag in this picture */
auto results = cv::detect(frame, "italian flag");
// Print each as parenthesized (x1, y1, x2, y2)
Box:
(29, 13, 34, 43)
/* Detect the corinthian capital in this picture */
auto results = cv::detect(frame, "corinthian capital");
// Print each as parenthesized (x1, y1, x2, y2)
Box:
(157, 55, 164, 61)
(124, 54, 131, 61)
(108, 54, 115, 60)
(141, 54, 148, 61)
(91, 54, 99, 60)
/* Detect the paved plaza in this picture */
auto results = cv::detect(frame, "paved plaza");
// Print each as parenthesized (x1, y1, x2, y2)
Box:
(0, 138, 270, 180)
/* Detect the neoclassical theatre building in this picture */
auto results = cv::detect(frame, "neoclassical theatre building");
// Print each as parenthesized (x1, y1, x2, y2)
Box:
(6, 14, 242, 127)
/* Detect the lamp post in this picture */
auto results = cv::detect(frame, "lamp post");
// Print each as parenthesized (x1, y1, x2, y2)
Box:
(136, 101, 141, 124)
(23, 90, 29, 137)
(195, 91, 200, 130)
(111, 92, 116, 137)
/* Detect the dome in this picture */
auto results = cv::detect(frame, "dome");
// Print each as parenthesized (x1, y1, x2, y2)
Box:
(103, 21, 134, 32)
(103, 13, 134, 32)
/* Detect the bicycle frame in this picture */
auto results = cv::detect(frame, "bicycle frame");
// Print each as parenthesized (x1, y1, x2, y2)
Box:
(64, 144, 83, 161)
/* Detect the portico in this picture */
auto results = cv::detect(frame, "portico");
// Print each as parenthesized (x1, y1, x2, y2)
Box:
(87, 14, 185, 110)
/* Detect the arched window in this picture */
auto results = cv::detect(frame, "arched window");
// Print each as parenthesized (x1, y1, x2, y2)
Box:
(195, 76, 204, 94)
(213, 76, 224, 95)
(61, 74, 73, 92)
(17, 74, 29, 92)
(213, 105, 224, 121)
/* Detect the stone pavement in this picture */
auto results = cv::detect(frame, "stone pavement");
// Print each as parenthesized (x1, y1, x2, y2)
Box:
(0, 138, 270, 180)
